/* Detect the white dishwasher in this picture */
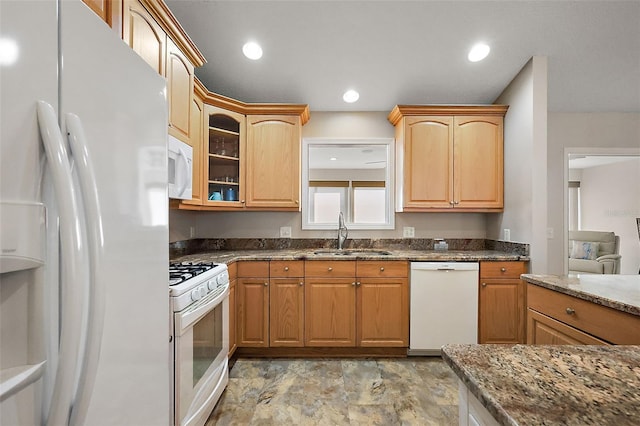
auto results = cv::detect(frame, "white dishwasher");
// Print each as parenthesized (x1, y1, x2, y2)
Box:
(409, 262, 479, 355)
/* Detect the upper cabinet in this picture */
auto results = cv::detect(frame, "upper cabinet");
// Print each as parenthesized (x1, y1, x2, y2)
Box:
(202, 104, 246, 208)
(176, 95, 309, 211)
(122, 0, 205, 145)
(246, 115, 301, 209)
(166, 37, 194, 142)
(82, 0, 121, 29)
(389, 105, 508, 212)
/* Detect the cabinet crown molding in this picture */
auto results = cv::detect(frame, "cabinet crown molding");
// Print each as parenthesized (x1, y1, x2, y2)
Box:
(140, 0, 206, 67)
(388, 104, 509, 126)
(203, 88, 310, 124)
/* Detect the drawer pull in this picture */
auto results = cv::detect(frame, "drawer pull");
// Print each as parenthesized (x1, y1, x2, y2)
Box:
(566, 307, 575, 315)
(380, 267, 385, 272)
(284, 266, 289, 271)
(500, 267, 507, 272)
(328, 267, 333, 272)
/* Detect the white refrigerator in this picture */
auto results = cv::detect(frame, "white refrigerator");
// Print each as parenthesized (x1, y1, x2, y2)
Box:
(1, 1, 171, 425)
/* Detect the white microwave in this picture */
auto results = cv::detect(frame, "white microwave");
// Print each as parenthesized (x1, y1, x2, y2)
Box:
(168, 135, 193, 200)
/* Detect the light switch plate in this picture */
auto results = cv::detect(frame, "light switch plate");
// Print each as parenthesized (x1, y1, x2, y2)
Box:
(403, 226, 415, 238)
(280, 226, 292, 238)
(503, 228, 511, 241)
(547, 227, 554, 239)
(189, 226, 195, 238)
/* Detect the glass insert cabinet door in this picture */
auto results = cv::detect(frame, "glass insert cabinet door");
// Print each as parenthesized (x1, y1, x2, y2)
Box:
(204, 105, 246, 206)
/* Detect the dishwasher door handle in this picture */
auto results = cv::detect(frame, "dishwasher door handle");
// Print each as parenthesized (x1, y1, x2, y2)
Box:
(436, 267, 456, 271)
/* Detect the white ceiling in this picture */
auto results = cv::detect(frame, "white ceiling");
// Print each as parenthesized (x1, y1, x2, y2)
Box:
(568, 155, 640, 169)
(165, 0, 640, 113)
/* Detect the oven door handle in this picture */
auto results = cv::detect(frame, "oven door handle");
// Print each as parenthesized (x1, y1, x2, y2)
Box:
(175, 286, 229, 335)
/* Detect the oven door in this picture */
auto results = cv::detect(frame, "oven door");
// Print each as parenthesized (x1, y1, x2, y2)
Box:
(174, 286, 229, 426)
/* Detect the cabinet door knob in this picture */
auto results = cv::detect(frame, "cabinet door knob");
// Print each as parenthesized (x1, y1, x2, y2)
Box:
(500, 267, 507, 272)
(566, 307, 575, 315)
(482, 282, 487, 287)
(284, 266, 289, 271)
(380, 267, 385, 272)
(299, 282, 303, 286)
(356, 282, 361, 286)
(264, 282, 268, 286)
(352, 282, 356, 286)
(328, 267, 333, 271)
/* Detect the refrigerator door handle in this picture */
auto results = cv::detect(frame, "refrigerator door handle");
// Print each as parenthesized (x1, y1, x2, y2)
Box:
(36, 101, 88, 426)
(65, 113, 106, 426)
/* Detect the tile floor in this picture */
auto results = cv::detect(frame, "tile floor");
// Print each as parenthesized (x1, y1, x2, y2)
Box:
(206, 357, 459, 425)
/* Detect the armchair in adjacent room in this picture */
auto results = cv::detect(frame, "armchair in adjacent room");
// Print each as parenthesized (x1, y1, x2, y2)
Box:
(568, 230, 621, 274)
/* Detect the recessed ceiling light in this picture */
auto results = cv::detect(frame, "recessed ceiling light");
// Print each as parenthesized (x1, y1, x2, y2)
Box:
(468, 43, 490, 62)
(330, 157, 338, 161)
(242, 41, 263, 60)
(343, 89, 359, 103)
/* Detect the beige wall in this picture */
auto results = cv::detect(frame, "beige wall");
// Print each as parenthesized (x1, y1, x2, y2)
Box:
(580, 159, 640, 274)
(546, 112, 640, 273)
(488, 56, 548, 273)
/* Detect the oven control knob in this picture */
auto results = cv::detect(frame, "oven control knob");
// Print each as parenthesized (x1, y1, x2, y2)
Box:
(191, 288, 201, 302)
(208, 279, 216, 290)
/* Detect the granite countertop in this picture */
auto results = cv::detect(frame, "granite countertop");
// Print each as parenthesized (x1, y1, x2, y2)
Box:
(442, 343, 640, 426)
(172, 248, 527, 264)
(521, 274, 640, 316)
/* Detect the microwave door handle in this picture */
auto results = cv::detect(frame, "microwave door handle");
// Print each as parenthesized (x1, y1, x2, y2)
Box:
(36, 101, 87, 426)
(177, 147, 190, 197)
(64, 113, 106, 426)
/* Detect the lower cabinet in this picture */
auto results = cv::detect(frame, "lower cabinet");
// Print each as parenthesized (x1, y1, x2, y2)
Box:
(357, 260, 409, 347)
(527, 283, 640, 345)
(269, 261, 305, 347)
(236, 261, 269, 347)
(228, 262, 237, 356)
(305, 277, 356, 347)
(527, 309, 607, 345)
(234, 259, 409, 350)
(478, 261, 527, 344)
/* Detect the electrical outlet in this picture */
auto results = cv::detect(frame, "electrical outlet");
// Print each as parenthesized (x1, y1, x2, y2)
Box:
(547, 227, 554, 239)
(280, 226, 292, 238)
(403, 226, 415, 238)
(503, 228, 511, 242)
(189, 226, 195, 238)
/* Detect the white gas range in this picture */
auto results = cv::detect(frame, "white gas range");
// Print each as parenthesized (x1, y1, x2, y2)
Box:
(169, 261, 229, 426)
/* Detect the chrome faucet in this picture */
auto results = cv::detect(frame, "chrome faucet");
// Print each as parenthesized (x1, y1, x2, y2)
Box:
(337, 212, 348, 250)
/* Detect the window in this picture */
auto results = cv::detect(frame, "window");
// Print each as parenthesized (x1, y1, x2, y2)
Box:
(302, 138, 394, 230)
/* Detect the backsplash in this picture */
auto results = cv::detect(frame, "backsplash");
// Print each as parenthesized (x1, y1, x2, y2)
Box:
(169, 238, 529, 259)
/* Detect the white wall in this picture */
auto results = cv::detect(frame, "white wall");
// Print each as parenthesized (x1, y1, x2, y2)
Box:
(546, 113, 640, 273)
(487, 57, 548, 272)
(578, 159, 640, 274)
(170, 111, 489, 241)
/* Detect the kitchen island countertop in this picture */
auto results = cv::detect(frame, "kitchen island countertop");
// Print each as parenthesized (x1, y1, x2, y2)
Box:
(442, 343, 640, 426)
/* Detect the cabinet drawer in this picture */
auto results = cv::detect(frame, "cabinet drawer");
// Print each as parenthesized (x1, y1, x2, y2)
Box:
(527, 284, 640, 345)
(270, 260, 304, 277)
(356, 261, 408, 278)
(480, 261, 527, 279)
(304, 260, 356, 277)
(237, 261, 270, 277)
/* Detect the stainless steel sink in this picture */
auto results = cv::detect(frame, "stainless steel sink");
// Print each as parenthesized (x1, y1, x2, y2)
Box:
(312, 249, 391, 256)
